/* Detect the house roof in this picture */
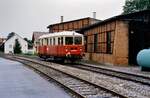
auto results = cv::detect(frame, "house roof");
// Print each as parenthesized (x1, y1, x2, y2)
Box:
(5, 33, 27, 44)
(77, 10, 150, 32)
(47, 17, 100, 28)
(32, 32, 49, 42)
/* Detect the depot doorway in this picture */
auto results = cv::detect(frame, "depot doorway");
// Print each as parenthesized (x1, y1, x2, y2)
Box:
(129, 21, 150, 65)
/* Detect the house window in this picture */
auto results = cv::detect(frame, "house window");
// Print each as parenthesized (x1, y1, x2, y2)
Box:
(9, 45, 12, 48)
(9, 51, 13, 53)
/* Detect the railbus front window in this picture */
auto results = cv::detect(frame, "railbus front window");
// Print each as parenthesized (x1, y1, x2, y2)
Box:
(65, 37, 73, 45)
(75, 37, 82, 45)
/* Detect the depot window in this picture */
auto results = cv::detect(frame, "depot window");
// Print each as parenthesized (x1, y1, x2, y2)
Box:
(75, 37, 82, 45)
(65, 37, 73, 45)
(106, 32, 112, 54)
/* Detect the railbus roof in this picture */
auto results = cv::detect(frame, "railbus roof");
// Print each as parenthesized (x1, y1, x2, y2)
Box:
(39, 31, 83, 39)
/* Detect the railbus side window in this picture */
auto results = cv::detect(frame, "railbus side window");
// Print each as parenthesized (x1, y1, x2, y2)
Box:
(42, 39, 44, 46)
(65, 37, 73, 45)
(48, 38, 50, 45)
(50, 38, 52, 45)
(44, 38, 46, 45)
(45, 38, 48, 45)
(39, 39, 41, 45)
(43, 39, 45, 45)
(50, 38, 53, 45)
(56, 37, 58, 45)
(58, 37, 61, 45)
(61, 37, 63, 45)
(44, 39, 47, 45)
(53, 37, 55, 45)
(37, 39, 40, 46)
(40, 39, 42, 45)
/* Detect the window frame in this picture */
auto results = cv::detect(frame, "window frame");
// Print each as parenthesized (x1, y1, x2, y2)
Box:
(106, 31, 112, 54)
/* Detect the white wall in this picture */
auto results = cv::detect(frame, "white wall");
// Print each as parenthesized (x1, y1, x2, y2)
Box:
(4, 34, 28, 54)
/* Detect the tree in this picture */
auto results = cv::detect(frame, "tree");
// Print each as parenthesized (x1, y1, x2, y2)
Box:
(7, 32, 15, 39)
(14, 39, 22, 54)
(0, 43, 4, 52)
(24, 38, 33, 49)
(123, 0, 150, 14)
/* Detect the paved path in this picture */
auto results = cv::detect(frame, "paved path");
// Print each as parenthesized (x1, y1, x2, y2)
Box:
(0, 58, 72, 98)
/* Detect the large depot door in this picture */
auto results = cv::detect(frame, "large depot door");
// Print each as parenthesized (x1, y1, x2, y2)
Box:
(129, 21, 150, 65)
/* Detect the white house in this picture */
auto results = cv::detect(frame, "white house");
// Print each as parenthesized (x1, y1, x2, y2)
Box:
(4, 33, 28, 54)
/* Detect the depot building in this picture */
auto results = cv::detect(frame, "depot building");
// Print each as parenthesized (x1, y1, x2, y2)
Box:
(78, 10, 150, 66)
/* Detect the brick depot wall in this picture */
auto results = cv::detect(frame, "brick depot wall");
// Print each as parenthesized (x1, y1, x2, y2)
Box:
(84, 53, 114, 65)
(48, 18, 90, 33)
(113, 20, 129, 65)
(84, 20, 129, 66)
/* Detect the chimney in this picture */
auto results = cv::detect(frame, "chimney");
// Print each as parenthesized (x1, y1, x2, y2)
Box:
(61, 16, 63, 23)
(93, 12, 96, 19)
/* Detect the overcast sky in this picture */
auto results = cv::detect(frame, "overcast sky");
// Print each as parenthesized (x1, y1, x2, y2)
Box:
(0, 0, 125, 39)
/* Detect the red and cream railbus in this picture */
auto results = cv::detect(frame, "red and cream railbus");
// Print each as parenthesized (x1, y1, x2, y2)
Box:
(37, 31, 84, 62)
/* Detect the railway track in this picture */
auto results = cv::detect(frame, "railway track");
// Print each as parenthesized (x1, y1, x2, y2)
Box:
(6, 54, 150, 86)
(5, 55, 126, 98)
(64, 63, 150, 86)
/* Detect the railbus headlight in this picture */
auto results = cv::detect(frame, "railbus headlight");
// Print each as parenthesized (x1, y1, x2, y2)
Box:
(65, 49, 68, 52)
(80, 48, 82, 51)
